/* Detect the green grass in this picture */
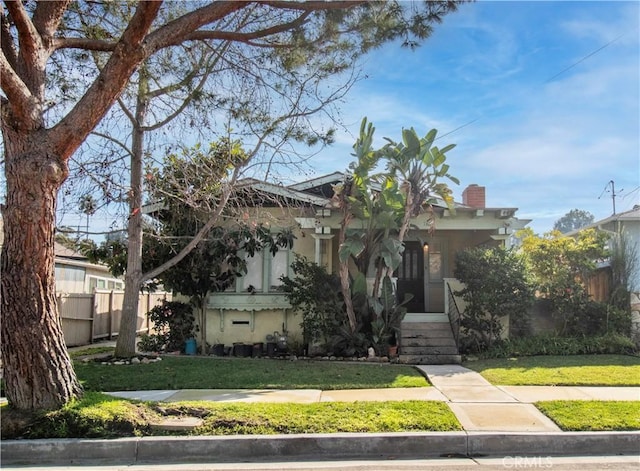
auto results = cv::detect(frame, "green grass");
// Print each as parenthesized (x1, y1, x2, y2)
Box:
(185, 400, 460, 435)
(1, 392, 156, 439)
(74, 356, 429, 391)
(536, 401, 640, 431)
(463, 354, 640, 386)
(68, 345, 115, 360)
(1, 392, 460, 439)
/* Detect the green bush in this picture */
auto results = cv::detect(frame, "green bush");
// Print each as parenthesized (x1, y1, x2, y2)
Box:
(280, 255, 345, 350)
(454, 247, 534, 353)
(137, 333, 165, 353)
(518, 228, 610, 336)
(477, 333, 637, 359)
(139, 301, 197, 353)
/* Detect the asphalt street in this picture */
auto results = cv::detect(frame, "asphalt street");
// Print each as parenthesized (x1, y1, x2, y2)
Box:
(2, 455, 639, 471)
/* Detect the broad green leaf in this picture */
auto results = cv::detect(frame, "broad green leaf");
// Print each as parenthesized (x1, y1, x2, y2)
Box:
(402, 128, 421, 155)
(440, 143, 456, 154)
(339, 238, 365, 262)
(352, 272, 368, 295)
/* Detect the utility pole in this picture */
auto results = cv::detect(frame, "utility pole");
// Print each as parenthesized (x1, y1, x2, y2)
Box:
(599, 180, 621, 215)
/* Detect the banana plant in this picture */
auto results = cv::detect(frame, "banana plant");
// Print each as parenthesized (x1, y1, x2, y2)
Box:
(370, 275, 414, 355)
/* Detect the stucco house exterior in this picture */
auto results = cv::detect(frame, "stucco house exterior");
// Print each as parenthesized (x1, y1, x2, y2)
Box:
(204, 172, 531, 363)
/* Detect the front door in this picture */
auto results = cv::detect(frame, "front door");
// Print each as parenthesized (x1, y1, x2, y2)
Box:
(425, 238, 446, 312)
(396, 241, 424, 312)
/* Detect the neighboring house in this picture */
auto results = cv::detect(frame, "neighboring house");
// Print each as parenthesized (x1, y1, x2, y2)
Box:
(0, 214, 123, 294)
(587, 207, 639, 292)
(54, 242, 125, 294)
(205, 173, 531, 363)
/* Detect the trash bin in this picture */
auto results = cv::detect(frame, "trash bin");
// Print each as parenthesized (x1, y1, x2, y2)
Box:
(233, 343, 252, 357)
(211, 344, 225, 356)
(184, 338, 197, 355)
(266, 342, 277, 357)
(252, 342, 264, 357)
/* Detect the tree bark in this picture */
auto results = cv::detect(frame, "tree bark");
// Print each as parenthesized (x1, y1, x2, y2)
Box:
(1, 128, 82, 410)
(337, 210, 357, 333)
(114, 71, 148, 358)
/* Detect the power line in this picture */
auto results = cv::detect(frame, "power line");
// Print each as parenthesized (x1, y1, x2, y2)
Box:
(437, 32, 628, 140)
(598, 180, 623, 215)
(544, 33, 625, 83)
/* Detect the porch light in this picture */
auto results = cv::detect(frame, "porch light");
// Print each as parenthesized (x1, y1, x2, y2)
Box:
(423, 242, 429, 251)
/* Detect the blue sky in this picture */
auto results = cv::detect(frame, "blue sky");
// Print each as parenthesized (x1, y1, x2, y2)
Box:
(307, 0, 640, 234)
(53, 1, 639, 238)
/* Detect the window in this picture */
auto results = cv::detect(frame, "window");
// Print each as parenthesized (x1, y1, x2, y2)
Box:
(270, 250, 288, 290)
(88, 276, 124, 292)
(242, 252, 264, 292)
(238, 248, 291, 294)
(428, 241, 444, 282)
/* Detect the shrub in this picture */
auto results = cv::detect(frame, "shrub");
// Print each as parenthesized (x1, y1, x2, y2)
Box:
(518, 228, 609, 335)
(280, 255, 345, 349)
(477, 333, 637, 359)
(539, 299, 632, 338)
(454, 247, 534, 353)
(139, 301, 197, 353)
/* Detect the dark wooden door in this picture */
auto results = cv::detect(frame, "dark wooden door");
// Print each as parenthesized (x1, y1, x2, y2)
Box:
(396, 241, 424, 312)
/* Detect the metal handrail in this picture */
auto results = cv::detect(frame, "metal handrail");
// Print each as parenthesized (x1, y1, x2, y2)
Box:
(445, 281, 461, 348)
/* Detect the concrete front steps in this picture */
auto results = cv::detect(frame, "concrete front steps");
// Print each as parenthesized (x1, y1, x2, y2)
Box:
(399, 313, 461, 364)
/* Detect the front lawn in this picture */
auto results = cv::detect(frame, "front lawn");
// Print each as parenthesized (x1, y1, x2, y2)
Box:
(1, 392, 461, 439)
(536, 400, 640, 431)
(74, 356, 429, 391)
(463, 354, 640, 386)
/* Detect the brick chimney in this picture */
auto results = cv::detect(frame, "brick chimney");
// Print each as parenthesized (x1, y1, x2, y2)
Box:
(462, 184, 485, 208)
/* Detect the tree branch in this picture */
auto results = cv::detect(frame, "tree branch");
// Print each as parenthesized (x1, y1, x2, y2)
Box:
(49, 1, 162, 160)
(144, 2, 246, 53)
(142, 176, 237, 283)
(258, 1, 366, 12)
(143, 44, 230, 132)
(181, 10, 312, 45)
(32, 0, 71, 47)
(0, 51, 38, 127)
(1, 11, 18, 68)
(53, 37, 118, 52)
(3, 0, 42, 62)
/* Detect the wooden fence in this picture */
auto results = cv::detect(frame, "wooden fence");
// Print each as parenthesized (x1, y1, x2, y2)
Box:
(586, 267, 611, 303)
(57, 290, 171, 347)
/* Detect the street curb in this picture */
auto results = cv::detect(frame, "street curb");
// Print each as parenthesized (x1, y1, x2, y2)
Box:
(2, 432, 639, 466)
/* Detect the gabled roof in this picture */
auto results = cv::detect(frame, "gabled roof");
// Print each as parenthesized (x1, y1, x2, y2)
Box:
(288, 172, 345, 195)
(236, 178, 331, 207)
(567, 206, 640, 235)
(55, 242, 87, 260)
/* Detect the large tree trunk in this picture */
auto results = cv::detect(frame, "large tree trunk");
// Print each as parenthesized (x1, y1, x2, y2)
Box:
(1, 131, 82, 410)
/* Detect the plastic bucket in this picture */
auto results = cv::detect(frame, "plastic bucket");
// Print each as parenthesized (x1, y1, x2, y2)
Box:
(184, 338, 197, 355)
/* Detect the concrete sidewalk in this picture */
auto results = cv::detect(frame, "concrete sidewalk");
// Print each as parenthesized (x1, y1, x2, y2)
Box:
(3, 364, 639, 466)
(105, 364, 640, 433)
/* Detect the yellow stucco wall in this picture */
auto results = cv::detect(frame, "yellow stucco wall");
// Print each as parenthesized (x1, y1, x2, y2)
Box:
(204, 307, 302, 347)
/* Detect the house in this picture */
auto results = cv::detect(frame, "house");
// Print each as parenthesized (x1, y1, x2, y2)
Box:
(205, 173, 531, 363)
(54, 242, 125, 294)
(0, 214, 123, 294)
(570, 206, 640, 341)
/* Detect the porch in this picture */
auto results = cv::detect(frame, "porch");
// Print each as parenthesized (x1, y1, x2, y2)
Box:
(398, 278, 463, 364)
